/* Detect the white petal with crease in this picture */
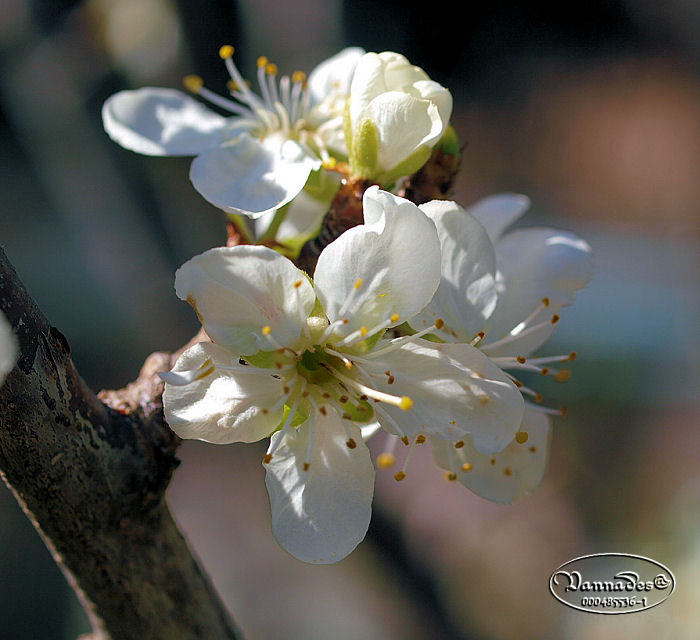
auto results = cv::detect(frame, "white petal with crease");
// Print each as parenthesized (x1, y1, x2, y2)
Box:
(163, 342, 285, 444)
(175, 246, 315, 354)
(314, 187, 440, 339)
(102, 88, 229, 156)
(431, 408, 550, 503)
(190, 134, 320, 217)
(412, 200, 497, 340)
(366, 340, 524, 454)
(483, 228, 593, 356)
(264, 409, 374, 564)
(467, 193, 531, 244)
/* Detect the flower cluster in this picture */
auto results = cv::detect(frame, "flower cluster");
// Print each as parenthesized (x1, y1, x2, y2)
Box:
(104, 46, 592, 563)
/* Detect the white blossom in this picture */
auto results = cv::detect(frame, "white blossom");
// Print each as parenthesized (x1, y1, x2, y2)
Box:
(102, 47, 364, 222)
(409, 195, 593, 503)
(345, 52, 452, 184)
(160, 188, 523, 562)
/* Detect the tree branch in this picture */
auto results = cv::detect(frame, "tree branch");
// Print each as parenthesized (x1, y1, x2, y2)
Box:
(0, 249, 239, 640)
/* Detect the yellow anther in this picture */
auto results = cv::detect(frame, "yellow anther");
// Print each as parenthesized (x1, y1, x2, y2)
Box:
(490, 458, 497, 465)
(503, 467, 513, 477)
(344, 361, 353, 369)
(354, 278, 363, 289)
(541, 367, 550, 376)
(226, 80, 240, 92)
(515, 431, 529, 444)
(262, 325, 272, 335)
(461, 462, 473, 472)
(262, 408, 269, 415)
(513, 379, 523, 388)
(554, 369, 572, 383)
(263, 453, 273, 464)
(319, 406, 327, 416)
(569, 351, 578, 361)
(542, 297, 550, 307)
(529, 445, 538, 453)
(516, 356, 527, 364)
(390, 313, 400, 323)
(377, 453, 396, 468)
(399, 396, 413, 411)
(292, 70, 306, 84)
(293, 280, 303, 288)
(360, 326, 368, 337)
(183, 74, 203, 93)
(303, 462, 311, 471)
(454, 440, 464, 448)
(551, 314, 561, 324)
(415, 434, 426, 444)
(394, 471, 406, 482)
(435, 318, 445, 330)
(218, 45, 234, 59)
(265, 62, 278, 75)
(346, 438, 357, 449)
(322, 157, 337, 170)
(401, 436, 410, 446)
(445, 472, 458, 482)
(534, 393, 543, 403)
(257, 56, 268, 68)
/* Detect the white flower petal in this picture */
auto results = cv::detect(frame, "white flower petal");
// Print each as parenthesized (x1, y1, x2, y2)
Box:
(349, 53, 388, 125)
(307, 47, 365, 105)
(162, 342, 285, 444)
(483, 228, 593, 356)
(366, 340, 524, 454)
(314, 187, 441, 338)
(190, 134, 321, 218)
(412, 200, 498, 340)
(377, 51, 429, 89)
(264, 409, 374, 564)
(412, 80, 452, 129)
(102, 88, 229, 156)
(175, 246, 315, 354)
(431, 408, 550, 503)
(363, 92, 443, 172)
(467, 193, 531, 244)
(0, 311, 18, 386)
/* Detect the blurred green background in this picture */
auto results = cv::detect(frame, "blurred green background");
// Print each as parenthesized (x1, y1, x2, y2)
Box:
(1, 0, 698, 638)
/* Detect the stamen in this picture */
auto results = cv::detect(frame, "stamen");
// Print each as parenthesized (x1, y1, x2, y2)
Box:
(158, 359, 215, 386)
(515, 431, 529, 444)
(553, 368, 572, 383)
(332, 366, 413, 410)
(183, 74, 203, 93)
(482, 315, 561, 351)
(469, 331, 486, 346)
(377, 452, 396, 468)
(218, 45, 234, 59)
(257, 57, 274, 108)
(264, 396, 300, 461)
(509, 298, 551, 336)
(365, 319, 446, 358)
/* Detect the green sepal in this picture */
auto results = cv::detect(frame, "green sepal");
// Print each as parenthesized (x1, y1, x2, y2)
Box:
(376, 145, 432, 186)
(349, 118, 379, 179)
(438, 125, 460, 156)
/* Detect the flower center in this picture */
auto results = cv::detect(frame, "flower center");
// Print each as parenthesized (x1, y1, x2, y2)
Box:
(183, 45, 312, 140)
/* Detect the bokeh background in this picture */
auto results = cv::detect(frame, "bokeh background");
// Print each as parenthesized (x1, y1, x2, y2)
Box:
(1, 0, 698, 638)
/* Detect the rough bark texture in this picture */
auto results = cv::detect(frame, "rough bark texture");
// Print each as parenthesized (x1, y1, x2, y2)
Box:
(0, 249, 238, 640)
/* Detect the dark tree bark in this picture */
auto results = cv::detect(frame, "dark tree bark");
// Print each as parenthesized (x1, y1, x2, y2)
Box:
(0, 249, 239, 640)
